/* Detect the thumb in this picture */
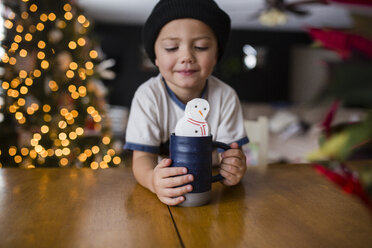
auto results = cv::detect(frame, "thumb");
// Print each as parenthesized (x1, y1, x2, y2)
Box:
(230, 142, 239, 149)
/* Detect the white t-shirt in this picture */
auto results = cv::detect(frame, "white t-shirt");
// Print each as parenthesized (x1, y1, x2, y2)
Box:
(124, 74, 249, 154)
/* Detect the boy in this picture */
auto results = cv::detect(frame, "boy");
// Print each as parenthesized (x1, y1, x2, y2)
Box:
(124, 0, 249, 205)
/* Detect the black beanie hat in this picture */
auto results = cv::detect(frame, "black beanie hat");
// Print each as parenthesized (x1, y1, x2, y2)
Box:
(143, 0, 231, 64)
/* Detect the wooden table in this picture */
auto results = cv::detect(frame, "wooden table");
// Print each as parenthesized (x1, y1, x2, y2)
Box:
(1, 163, 372, 248)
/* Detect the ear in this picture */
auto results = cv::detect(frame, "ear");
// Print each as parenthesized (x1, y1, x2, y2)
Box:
(155, 57, 159, 67)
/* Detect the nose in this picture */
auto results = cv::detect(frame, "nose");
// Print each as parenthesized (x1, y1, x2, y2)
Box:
(180, 48, 195, 64)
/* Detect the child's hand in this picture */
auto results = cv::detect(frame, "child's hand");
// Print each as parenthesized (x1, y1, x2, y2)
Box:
(152, 158, 194, 205)
(220, 142, 247, 186)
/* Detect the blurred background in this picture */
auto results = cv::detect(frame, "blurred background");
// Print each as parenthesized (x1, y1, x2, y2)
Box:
(1, 0, 371, 168)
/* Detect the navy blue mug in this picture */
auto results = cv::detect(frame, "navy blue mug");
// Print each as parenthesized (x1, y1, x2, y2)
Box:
(170, 133, 230, 207)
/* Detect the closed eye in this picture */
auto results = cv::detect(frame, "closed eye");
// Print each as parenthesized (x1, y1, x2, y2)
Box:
(165, 47, 178, 52)
(195, 46, 208, 51)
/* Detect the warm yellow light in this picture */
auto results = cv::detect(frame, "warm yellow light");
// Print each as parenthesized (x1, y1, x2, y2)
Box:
(55, 149, 63, 157)
(40, 14, 48, 22)
(78, 153, 87, 162)
(60, 158, 69, 166)
(25, 78, 33, 86)
(66, 70, 74, 78)
(100, 162, 108, 169)
(2, 82, 10, 90)
(78, 86, 86, 95)
(30, 138, 38, 146)
(33, 133, 41, 141)
(69, 62, 78, 70)
(90, 161, 99, 170)
(9, 57, 17, 65)
(85, 61, 94, 70)
(68, 41, 77, 49)
(9, 105, 17, 113)
(29, 150, 37, 159)
(18, 98, 26, 106)
(35, 145, 43, 153)
(63, 3, 72, 12)
(47, 149, 54, 156)
(33, 69, 41, 77)
(2, 54, 9, 63)
(93, 115, 102, 123)
(64, 12, 73, 21)
(77, 15, 87, 24)
(25, 33, 32, 41)
(103, 155, 111, 163)
(41, 125, 49, 133)
(71, 110, 78, 118)
(48, 13, 56, 21)
(84, 149, 92, 157)
(62, 148, 70, 155)
(61, 139, 70, 147)
(29, 4, 38, 12)
(38, 40, 46, 49)
(65, 113, 73, 120)
(68, 85, 76, 92)
(36, 23, 44, 31)
(15, 112, 24, 120)
(21, 147, 29, 156)
(59, 133, 67, 141)
(113, 156, 121, 165)
(58, 121, 67, 129)
(83, 20, 90, 28)
(11, 43, 19, 51)
(43, 104, 51, 112)
(41, 60, 49, 69)
(31, 103, 39, 111)
(20, 86, 28, 94)
(37, 51, 45, 59)
(92, 146, 99, 154)
(14, 35, 22, 43)
(44, 114, 52, 122)
(89, 50, 98, 59)
(4, 20, 13, 29)
(102, 136, 111, 145)
(9, 147, 17, 156)
(19, 70, 27, 78)
(87, 106, 95, 114)
(27, 107, 35, 115)
(48, 80, 58, 91)
(77, 38, 86, 46)
(16, 25, 24, 33)
(60, 108, 68, 116)
(19, 49, 28, 57)
(71, 92, 79, 99)
(14, 155, 22, 163)
(57, 20, 66, 29)
(21, 12, 29, 19)
(75, 127, 84, 135)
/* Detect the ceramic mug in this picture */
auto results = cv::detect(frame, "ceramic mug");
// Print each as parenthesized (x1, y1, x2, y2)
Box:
(170, 133, 230, 207)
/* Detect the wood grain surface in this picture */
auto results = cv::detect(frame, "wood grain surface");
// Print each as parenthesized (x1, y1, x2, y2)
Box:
(170, 163, 372, 248)
(0, 168, 181, 248)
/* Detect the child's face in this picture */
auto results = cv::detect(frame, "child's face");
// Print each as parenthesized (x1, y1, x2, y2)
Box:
(154, 18, 218, 95)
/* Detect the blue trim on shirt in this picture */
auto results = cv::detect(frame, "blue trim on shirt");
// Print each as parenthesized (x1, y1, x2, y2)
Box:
(217, 136, 250, 153)
(162, 77, 208, 110)
(124, 142, 159, 154)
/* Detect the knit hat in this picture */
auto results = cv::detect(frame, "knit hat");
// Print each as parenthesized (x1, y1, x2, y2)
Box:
(143, 0, 231, 64)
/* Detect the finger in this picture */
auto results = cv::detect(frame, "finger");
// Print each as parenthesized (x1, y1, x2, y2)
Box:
(220, 162, 241, 175)
(158, 167, 188, 178)
(222, 148, 244, 159)
(220, 169, 239, 186)
(164, 184, 193, 197)
(221, 157, 243, 167)
(230, 142, 239, 149)
(163, 174, 193, 188)
(159, 196, 185, 206)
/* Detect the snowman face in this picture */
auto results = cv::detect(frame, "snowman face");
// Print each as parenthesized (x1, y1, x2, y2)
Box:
(185, 98, 210, 120)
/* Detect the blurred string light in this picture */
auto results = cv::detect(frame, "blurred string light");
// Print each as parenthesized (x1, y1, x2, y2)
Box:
(0, 1, 120, 168)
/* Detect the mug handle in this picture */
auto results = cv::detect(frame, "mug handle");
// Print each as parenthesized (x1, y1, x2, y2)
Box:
(211, 141, 231, 183)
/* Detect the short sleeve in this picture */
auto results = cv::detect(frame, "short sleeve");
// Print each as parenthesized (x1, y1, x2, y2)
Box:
(124, 88, 162, 154)
(215, 89, 249, 147)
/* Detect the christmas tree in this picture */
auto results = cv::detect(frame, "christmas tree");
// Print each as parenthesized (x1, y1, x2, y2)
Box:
(0, 0, 121, 168)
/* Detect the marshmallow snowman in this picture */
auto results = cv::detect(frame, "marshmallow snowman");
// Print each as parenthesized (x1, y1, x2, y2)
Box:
(175, 98, 210, 137)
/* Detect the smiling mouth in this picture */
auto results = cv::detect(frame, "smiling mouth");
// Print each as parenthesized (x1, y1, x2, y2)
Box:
(177, 70, 197, 76)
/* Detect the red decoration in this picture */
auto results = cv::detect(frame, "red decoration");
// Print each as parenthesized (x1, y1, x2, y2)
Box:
(308, 28, 372, 59)
(327, 0, 372, 6)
